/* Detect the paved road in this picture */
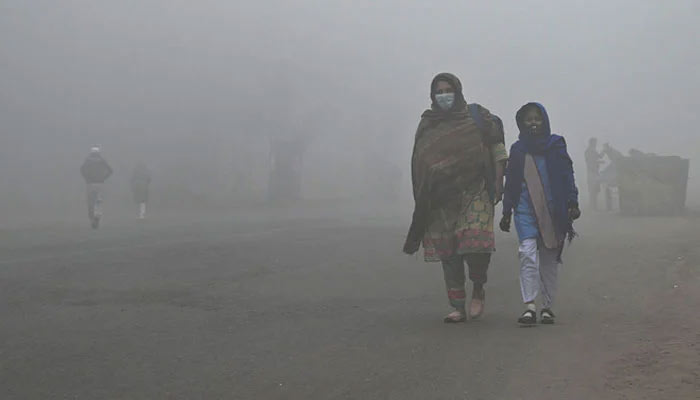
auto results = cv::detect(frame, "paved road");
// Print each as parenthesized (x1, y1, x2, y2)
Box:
(1, 210, 698, 399)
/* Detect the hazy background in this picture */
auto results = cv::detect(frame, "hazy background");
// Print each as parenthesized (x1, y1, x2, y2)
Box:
(2, 0, 699, 224)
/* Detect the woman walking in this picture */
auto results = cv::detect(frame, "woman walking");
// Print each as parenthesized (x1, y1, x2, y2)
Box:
(404, 73, 507, 323)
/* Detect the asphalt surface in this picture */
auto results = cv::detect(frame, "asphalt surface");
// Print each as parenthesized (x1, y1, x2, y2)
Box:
(1, 207, 699, 399)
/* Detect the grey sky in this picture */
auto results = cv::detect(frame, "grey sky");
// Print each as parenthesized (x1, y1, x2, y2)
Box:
(1, 0, 698, 220)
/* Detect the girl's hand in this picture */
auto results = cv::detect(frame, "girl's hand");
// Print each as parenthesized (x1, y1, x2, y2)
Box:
(568, 205, 581, 220)
(499, 214, 511, 232)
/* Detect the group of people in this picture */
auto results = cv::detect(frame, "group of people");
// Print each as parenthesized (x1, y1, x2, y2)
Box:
(80, 72, 581, 324)
(404, 73, 580, 325)
(80, 147, 151, 229)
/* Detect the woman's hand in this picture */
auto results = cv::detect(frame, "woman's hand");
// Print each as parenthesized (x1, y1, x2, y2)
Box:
(499, 214, 511, 232)
(493, 184, 504, 205)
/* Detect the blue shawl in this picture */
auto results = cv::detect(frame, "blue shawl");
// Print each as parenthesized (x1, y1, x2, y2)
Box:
(503, 103, 579, 243)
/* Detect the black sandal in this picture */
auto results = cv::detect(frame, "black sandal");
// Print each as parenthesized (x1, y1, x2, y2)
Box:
(540, 309, 555, 324)
(518, 309, 537, 325)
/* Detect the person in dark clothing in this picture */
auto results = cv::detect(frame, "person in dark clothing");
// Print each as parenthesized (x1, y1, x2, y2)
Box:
(584, 138, 603, 210)
(130, 163, 151, 219)
(80, 147, 113, 229)
(499, 103, 580, 325)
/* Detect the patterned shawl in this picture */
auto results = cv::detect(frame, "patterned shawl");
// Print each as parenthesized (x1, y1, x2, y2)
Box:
(404, 73, 502, 254)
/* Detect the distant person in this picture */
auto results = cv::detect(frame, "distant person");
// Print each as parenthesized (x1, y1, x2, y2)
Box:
(403, 73, 507, 323)
(130, 163, 151, 220)
(80, 147, 113, 229)
(600, 143, 622, 212)
(500, 103, 580, 325)
(584, 137, 603, 210)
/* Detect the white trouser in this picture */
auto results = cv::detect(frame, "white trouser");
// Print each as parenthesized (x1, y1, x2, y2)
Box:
(519, 238, 560, 309)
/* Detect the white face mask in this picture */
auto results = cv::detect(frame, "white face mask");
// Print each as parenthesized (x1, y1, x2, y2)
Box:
(435, 93, 455, 110)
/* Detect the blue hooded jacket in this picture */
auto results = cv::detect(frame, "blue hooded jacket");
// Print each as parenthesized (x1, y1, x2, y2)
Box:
(502, 103, 578, 241)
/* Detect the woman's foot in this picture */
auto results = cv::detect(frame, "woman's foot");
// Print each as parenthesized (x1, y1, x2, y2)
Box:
(517, 309, 537, 325)
(540, 309, 555, 324)
(469, 288, 485, 319)
(443, 309, 467, 323)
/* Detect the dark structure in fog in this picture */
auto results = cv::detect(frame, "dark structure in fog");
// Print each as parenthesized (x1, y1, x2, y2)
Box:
(616, 152, 690, 216)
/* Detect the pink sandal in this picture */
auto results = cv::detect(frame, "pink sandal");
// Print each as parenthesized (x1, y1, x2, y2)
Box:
(469, 289, 485, 319)
(443, 310, 467, 323)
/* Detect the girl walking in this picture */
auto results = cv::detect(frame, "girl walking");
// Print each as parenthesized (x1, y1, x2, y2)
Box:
(499, 103, 580, 325)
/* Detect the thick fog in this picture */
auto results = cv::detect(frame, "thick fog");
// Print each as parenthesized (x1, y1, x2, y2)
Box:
(2, 0, 699, 223)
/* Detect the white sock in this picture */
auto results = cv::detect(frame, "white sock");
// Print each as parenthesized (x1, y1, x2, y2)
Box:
(526, 303, 536, 312)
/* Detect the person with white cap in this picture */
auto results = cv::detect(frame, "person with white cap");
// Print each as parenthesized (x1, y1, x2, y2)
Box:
(80, 147, 113, 229)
